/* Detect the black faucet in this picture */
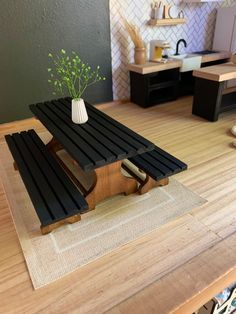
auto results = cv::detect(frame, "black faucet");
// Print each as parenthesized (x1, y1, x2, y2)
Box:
(175, 39, 187, 56)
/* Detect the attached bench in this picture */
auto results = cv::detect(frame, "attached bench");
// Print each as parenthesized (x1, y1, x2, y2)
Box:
(5, 129, 88, 234)
(122, 146, 187, 194)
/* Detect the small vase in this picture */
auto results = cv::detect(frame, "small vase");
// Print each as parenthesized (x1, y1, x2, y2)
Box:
(72, 98, 88, 124)
(134, 48, 146, 65)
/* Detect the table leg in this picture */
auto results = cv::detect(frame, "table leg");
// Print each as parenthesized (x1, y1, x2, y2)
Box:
(47, 137, 63, 153)
(192, 78, 225, 122)
(139, 177, 169, 195)
(86, 160, 138, 210)
(46, 138, 138, 210)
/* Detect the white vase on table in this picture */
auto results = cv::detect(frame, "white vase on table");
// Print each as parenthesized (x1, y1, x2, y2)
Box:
(72, 98, 88, 124)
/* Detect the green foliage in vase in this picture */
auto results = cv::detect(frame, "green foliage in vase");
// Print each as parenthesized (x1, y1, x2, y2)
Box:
(47, 49, 106, 100)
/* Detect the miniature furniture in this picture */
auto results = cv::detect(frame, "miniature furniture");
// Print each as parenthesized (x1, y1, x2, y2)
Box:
(192, 63, 236, 121)
(123, 146, 187, 194)
(5, 130, 88, 234)
(5, 97, 187, 234)
(29, 98, 155, 211)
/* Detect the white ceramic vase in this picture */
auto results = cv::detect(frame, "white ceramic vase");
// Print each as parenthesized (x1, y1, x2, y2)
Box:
(72, 98, 88, 124)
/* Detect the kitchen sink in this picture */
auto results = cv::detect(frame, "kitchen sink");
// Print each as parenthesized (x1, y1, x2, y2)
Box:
(171, 54, 202, 72)
(193, 50, 219, 55)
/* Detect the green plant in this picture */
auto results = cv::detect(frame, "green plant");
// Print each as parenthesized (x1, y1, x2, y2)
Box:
(47, 49, 105, 100)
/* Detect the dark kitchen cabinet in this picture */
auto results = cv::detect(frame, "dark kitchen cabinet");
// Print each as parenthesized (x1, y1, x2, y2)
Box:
(130, 68, 179, 108)
(178, 59, 229, 96)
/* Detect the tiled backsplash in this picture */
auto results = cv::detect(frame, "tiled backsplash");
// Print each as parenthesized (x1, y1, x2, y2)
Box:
(109, 0, 234, 100)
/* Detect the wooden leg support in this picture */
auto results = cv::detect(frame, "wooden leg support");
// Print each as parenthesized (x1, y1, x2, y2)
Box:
(139, 176, 169, 195)
(40, 214, 81, 235)
(46, 137, 63, 153)
(86, 160, 138, 210)
(13, 161, 18, 171)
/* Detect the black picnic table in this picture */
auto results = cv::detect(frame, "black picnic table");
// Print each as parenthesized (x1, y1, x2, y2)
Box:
(6, 97, 187, 233)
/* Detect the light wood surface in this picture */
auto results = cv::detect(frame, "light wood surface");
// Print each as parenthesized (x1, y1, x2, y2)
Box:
(148, 18, 186, 26)
(1, 97, 236, 313)
(128, 51, 231, 74)
(127, 60, 182, 75)
(193, 62, 236, 82)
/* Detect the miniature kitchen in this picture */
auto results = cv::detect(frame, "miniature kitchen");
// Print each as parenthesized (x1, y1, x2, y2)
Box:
(123, 2, 236, 123)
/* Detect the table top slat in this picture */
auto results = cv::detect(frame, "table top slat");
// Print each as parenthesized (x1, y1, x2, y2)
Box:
(54, 100, 127, 160)
(60, 100, 139, 155)
(62, 99, 154, 152)
(49, 101, 116, 164)
(30, 105, 94, 171)
(40, 103, 106, 167)
(85, 101, 154, 150)
(30, 98, 155, 171)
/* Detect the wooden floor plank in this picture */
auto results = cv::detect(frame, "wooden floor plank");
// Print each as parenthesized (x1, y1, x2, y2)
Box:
(0, 97, 236, 313)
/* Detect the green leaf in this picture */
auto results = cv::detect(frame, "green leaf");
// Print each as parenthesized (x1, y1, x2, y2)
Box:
(61, 49, 66, 54)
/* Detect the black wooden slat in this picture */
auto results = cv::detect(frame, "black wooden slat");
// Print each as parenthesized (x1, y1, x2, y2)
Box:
(21, 131, 81, 215)
(130, 155, 164, 180)
(5, 135, 53, 226)
(28, 130, 88, 211)
(49, 101, 116, 163)
(12, 133, 66, 220)
(129, 146, 187, 181)
(153, 147, 187, 170)
(149, 150, 182, 172)
(38, 103, 105, 168)
(86, 107, 147, 153)
(55, 100, 126, 160)
(139, 153, 173, 176)
(58, 99, 138, 155)
(86, 103, 155, 150)
(64, 97, 154, 149)
(30, 104, 94, 171)
(61, 98, 153, 154)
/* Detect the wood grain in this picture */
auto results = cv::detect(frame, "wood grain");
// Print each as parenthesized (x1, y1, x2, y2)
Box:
(0, 97, 236, 313)
(193, 62, 236, 82)
(148, 18, 186, 26)
(127, 51, 231, 75)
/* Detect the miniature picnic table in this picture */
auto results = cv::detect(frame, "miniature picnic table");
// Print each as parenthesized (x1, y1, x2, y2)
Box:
(6, 97, 186, 234)
(30, 98, 156, 210)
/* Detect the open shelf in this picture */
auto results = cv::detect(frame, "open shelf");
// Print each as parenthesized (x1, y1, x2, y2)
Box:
(148, 18, 186, 26)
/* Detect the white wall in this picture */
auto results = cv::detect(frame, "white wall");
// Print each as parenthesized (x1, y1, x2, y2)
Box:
(110, 0, 234, 100)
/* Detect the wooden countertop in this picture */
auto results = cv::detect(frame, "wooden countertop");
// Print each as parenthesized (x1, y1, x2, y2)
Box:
(193, 62, 236, 82)
(128, 51, 231, 75)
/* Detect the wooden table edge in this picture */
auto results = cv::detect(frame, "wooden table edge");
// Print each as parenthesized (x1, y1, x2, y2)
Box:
(106, 232, 236, 314)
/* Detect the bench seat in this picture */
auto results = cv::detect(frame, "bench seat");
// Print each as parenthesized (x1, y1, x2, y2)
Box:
(123, 146, 187, 194)
(5, 129, 88, 234)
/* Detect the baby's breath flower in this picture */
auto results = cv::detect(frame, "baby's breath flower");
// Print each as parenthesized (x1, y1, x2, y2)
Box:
(47, 49, 106, 99)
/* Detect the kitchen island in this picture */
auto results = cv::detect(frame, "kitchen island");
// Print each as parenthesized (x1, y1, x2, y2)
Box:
(192, 62, 236, 121)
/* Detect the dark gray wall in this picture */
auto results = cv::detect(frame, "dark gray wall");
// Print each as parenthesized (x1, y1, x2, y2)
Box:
(0, 0, 113, 123)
